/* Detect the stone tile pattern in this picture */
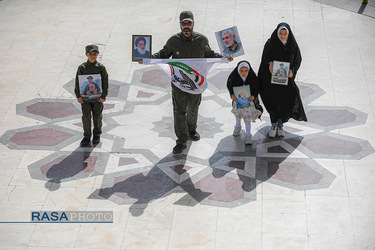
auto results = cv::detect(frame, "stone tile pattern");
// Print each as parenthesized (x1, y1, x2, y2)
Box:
(0, 67, 373, 208)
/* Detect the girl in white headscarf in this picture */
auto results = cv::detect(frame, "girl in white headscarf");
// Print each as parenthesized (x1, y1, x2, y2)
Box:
(227, 60, 263, 145)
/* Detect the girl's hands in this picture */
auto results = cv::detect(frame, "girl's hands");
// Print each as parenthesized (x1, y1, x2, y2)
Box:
(269, 61, 273, 74)
(288, 69, 293, 78)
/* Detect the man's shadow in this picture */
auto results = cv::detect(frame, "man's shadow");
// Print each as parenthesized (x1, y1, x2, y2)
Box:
(90, 141, 211, 217)
(209, 125, 303, 194)
(45, 147, 95, 191)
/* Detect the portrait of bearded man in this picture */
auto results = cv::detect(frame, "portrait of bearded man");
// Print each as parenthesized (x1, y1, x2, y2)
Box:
(133, 36, 151, 60)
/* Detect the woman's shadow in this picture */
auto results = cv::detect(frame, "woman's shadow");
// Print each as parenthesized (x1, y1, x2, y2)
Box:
(209, 125, 303, 195)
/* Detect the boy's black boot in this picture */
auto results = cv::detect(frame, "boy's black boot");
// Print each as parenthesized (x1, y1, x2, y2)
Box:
(80, 137, 91, 147)
(92, 135, 100, 144)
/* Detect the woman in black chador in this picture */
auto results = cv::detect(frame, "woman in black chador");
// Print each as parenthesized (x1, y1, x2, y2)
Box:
(258, 22, 307, 138)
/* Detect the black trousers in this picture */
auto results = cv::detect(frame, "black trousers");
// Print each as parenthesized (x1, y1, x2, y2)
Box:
(171, 84, 201, 145)
(81, 102, 103, 138)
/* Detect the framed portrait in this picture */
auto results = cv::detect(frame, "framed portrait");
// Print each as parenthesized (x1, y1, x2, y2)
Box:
(233, 85, 251, 109)
(271, 61, 290, 85)
(132, 35, 152, 62)
(78, 74, 102, 102)
(215, 26, 244, 58)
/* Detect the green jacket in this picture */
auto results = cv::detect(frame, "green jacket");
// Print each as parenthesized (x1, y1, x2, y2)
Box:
(74, 60, 109, 100)
(152, 31, 222, 59)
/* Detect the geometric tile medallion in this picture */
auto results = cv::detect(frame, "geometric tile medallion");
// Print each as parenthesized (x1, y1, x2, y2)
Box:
(26, 102, 81, 119)
(16, 98, 82, 123)
(256, 157, 336, 191)
(193, 174, 245, 202)
(181, 168, 257, 208)
(28, 150, 109, 190)
(298, 82, 325, 105)
(304, 106, 368, 131)
(286, 132, 375, 159)
(0, 124, 80, 150)
(11, 128, 72, 146)
(1, 68, 374, 209)
(267, 161, 323, 185)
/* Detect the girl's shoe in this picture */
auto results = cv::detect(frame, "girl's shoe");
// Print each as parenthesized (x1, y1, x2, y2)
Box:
(277, 126, 285, 137)
(233, 126, 241, 136)
(268, 126, 277, 138)
(245, 134, 252, 145)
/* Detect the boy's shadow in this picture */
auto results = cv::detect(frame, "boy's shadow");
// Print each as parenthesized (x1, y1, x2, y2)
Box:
(90, 141, 211, 217)
(45, 147, 95, 191)
(209, 126, 303, 194)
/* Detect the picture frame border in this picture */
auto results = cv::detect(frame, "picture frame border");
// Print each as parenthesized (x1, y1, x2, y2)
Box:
(132, 34, 152, 62)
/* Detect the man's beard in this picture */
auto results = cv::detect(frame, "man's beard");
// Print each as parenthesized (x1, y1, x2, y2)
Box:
(224, 39, 235, 48)
(137, 47, 146, 55)
(182, 27, 192, 35)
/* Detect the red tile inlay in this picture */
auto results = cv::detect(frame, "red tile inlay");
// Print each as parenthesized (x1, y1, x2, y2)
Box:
(103, 104, 115, 110)
(11, 128, 72, 146)
(299, 86, 314, 100)
(302, 135, 362, 155)
(307, 110, 356, 127)
(118, 157, 138, 166)
(27, 102, 81, 119)
(267, 161, 323, 185)
(141, 69, 170, 88)
(194, 174, 244, 202)
(196, 121, 210, 134)
(108, 84, 120, 97)
(137, 90, 155, 98)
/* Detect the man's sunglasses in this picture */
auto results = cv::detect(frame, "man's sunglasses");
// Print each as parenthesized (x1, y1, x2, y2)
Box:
(180, 21, 192, 26)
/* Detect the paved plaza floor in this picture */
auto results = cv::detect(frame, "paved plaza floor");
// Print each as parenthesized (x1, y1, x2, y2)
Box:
(0, 0, 375, 249)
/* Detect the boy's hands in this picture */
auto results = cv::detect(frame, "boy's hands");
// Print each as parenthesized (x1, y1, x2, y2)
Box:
(77, 97, 106, 103)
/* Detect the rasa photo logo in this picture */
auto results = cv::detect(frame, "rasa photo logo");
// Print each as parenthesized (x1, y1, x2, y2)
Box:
(31, 211, 113, 223)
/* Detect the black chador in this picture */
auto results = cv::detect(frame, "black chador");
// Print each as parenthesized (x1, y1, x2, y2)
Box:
(258, 22, 307, 124)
